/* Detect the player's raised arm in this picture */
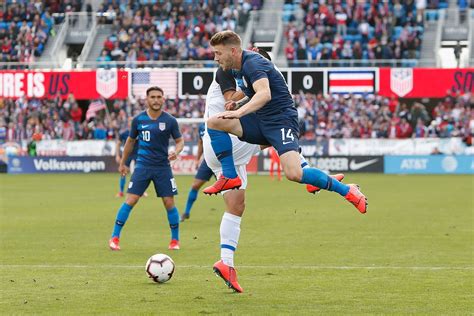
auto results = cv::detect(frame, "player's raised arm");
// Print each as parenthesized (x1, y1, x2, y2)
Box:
(219, 77, 271, 119)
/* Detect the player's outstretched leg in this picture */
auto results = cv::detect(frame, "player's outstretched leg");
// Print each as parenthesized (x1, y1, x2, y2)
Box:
(109, 202, 134, 250)
(300, 168, 367, 213)
(282, 151, 367, 213)
(203, 129, 241, 194)
(298, 151, 345, 194)
(307, 173, 345, 194)
(213, 212, 243, 293)
(167, 206, 180, 250)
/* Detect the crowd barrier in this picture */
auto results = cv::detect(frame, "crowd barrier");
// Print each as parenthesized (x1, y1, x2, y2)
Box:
(4, 154, 472, 175)
(2, 139, 471, 174)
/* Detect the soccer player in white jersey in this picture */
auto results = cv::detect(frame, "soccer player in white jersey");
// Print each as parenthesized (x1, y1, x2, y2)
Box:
(203, 66, 259, 293)
(205, 50, 344, 293)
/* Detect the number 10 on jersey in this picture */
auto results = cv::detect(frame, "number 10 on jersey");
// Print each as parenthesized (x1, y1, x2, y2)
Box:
(142, 130, 151, 141)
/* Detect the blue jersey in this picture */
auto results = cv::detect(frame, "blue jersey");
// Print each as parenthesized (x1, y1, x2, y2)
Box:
(130, 111, 182, 169)
(119, 129, 138, 158)
(234, 50, 295, 119)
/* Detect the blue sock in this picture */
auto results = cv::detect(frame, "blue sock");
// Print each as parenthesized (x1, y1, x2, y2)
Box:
(185, 188, 198, 215)
(301, 168, 350, 196)
(119, 175, 126, 193)
(207, 128, 237, 178)
(167, 207, 180, 240)
(112, 203, 133, 238)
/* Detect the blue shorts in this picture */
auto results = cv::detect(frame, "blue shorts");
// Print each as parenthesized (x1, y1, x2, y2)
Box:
(195, 159, 214, 181)
(239, 110, 300, 156)
(127, 167, 178, 197)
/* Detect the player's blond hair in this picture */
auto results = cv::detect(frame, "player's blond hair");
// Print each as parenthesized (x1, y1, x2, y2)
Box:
(210, 31, 242, 47)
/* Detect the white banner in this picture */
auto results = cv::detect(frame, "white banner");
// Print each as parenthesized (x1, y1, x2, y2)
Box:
(66, 140, 116, 156)
(329, 138, 468, 156)
(37, 140, 68, 156)
(36, 140, 116, 156)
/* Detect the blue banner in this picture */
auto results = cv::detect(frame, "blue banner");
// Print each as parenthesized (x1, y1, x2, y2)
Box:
(8, 156, 118, 174)
(384, 155, 473, 174)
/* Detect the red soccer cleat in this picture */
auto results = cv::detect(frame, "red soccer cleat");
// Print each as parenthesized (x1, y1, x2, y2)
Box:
(306, 173, 345, 194)
(115, 192, 124, 198)
(109, 237, 120, 251)
(203, 175, 242, 195)
(168, 239, 180, 250)
(213, 260, 243, 293)
(345, 184, 368, 214)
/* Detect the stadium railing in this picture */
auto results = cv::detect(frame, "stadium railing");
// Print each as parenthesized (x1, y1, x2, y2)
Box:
(0, 58, 442, 70)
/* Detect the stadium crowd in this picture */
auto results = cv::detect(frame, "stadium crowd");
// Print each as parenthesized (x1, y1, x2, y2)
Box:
(0, 0, 83, 63)
(0, 92, 471, 149)
(283, 0, 440, 63)
(97, 0, 262, 64)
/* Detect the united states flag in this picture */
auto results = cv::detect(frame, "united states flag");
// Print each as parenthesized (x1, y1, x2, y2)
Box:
(328, 71, 375, 94)
(131, 70, 178, 99)
(86, 100, 106, 120)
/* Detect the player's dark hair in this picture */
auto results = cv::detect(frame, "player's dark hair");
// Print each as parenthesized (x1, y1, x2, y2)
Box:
(210, 31, 242, 47)
(257, 48, 272, 61)
(146, 86, 164, 96)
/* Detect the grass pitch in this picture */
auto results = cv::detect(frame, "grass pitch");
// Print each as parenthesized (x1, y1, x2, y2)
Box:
(0, 173, 472, 314)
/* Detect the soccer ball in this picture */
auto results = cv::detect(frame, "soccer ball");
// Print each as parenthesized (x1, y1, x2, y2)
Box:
(145, 254, 175, 283)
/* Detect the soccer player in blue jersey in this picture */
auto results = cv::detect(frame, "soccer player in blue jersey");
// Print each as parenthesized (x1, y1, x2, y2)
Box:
(203, 31, 367, 211)
(180, 123, 214, 222)
(109, 86, 184, 251)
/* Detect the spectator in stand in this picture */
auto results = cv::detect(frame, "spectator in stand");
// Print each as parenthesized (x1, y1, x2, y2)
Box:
(3, 90, 472, 145)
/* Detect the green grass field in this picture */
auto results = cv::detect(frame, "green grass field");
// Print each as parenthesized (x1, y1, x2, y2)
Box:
(0, 173, 472, 314)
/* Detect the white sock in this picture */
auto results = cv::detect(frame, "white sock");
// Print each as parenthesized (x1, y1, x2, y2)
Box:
(299, 153, 310, 168)
(220, 212, 241, 267)
(300, 153, 330, 174)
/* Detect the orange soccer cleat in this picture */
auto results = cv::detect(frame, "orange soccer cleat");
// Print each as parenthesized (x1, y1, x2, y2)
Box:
(345, 184, 368, 214)
(109, 237, 121, 251)
(203, 175, 242, 195)
(213, 260, 243, 293)
(306, 173, 346, 194)
(168, 239, 180, 250)
(115, 192, 124, 198)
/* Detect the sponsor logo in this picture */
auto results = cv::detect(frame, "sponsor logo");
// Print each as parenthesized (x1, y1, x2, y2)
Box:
(159, 123, 166, 131)
(315, 158, 349, 171)
(12, 158, 21, 167)
(282, 141, 293, 145)
(441, 156, 458, 172)
(141, 124, 149, 129)
(349, 158, 379, 170)
(390, 68, 413, 97)
(32, 158, 106, 173)
(96, 68, 118, 98)
(400, 158, 428, 170)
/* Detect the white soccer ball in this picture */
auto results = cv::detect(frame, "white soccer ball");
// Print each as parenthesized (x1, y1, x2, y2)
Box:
(145, 254, 175, 283)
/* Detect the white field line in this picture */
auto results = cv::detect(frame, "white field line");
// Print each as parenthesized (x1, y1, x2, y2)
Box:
(0, 264, 472, 270)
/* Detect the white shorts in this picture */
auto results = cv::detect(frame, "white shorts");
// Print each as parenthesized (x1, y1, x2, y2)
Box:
(203, 133, 260, 190)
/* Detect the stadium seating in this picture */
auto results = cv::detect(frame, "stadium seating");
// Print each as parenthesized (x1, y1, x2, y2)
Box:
(97, 0, 262, 63)
(282, 0, 443, 63)
(0, 0, 83, 62)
